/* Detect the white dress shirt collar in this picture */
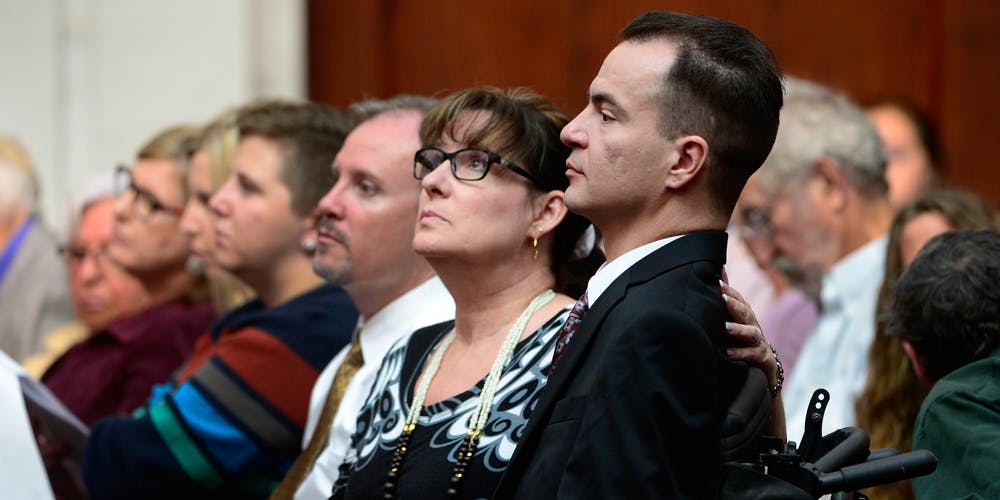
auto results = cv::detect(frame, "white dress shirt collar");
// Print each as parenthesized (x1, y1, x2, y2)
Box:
(586, 234, 685, 306)
(820, 236, 889, 311)
(357, 276, 454, 362)
(295, 276, 454, 500)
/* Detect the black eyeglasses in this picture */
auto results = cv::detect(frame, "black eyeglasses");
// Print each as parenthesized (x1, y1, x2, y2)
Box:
(113, 165, 185, 220)
(737, 206, 772, 238)
(413, 147, 538, 184)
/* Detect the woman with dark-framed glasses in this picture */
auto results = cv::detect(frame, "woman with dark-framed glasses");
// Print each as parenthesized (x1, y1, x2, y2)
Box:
(42, 128, 217, 421)
(99, 126, 217, 403)
(38, 125, 222, 428)
(330, 87, 593, 500)
(330, 88, 779, 500)
(28, 126, 217, 497)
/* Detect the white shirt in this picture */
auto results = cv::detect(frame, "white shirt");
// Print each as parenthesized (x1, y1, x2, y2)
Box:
(783, 236, 887, 443)
(587, 235, 684, 306)
(295, 277, 455, 500)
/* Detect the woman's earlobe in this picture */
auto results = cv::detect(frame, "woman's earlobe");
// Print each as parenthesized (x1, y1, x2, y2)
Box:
(535, 191, 568, 232)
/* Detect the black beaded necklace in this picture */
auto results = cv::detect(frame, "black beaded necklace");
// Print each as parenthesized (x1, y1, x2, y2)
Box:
(382, 290, 554, 499)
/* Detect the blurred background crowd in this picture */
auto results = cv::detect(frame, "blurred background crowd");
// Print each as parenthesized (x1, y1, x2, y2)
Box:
(2, 2, 999, 499)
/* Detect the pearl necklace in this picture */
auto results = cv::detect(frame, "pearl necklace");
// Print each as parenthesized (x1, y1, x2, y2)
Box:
(384, 288, 556, 498)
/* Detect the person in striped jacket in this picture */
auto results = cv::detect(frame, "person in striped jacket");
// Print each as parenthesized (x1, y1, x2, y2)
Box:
(82, 100, 359, 499)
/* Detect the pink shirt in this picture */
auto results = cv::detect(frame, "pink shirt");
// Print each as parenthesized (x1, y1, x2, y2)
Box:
(758, 289, 817, 380)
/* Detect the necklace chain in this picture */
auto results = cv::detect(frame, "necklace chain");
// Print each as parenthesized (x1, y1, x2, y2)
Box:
(385, 288, 556, 498)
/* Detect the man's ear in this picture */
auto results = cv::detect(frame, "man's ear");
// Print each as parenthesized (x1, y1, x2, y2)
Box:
(901, 339, 937, 390)
(812, 157, 849, 213)
(530, 190, 568, 239)
(664, 135, 708, 190)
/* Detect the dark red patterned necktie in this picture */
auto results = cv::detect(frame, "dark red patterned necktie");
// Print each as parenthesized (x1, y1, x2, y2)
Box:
(550, 293, 589, 373)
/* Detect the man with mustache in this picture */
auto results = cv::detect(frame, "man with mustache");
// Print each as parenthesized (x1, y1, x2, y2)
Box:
(272, 96, 456, 500)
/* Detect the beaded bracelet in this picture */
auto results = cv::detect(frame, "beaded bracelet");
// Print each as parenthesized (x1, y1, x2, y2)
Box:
(768, 342, 784, 398)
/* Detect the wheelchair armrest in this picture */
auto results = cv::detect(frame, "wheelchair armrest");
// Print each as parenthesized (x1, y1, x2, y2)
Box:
(721, 367, 772, 462)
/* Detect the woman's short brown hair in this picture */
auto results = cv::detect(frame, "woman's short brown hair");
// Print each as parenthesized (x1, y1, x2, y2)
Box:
(419, 87, 602, 296)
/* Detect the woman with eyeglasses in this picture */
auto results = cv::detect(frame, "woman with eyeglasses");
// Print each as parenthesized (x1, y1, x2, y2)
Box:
(39, 127, 217, 428)
(27, 128, 219, 498)
(330, 88, 777, 500)
(329, 87, 587, 500)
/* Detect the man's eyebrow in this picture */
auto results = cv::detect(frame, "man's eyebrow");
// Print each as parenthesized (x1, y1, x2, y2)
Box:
(590, 91, 624, 113)
(334, 164, 381, 185)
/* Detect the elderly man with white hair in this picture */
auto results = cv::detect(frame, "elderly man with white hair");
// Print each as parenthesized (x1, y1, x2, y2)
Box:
(750, 78, 894, 442)
(0, 135, 74, 361)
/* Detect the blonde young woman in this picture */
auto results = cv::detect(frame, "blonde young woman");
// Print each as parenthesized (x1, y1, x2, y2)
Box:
(180, 113, 253, 312)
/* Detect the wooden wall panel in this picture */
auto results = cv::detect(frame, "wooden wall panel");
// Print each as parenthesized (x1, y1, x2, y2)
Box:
(940, 0, 1000, 197)
(308, 0, 1000, 204)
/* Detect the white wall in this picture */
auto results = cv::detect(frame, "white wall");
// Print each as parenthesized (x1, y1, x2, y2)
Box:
(0, 0, 305, 236)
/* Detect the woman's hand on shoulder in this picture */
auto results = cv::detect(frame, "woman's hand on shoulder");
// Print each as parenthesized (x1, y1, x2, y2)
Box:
(720, 275, 779, 389)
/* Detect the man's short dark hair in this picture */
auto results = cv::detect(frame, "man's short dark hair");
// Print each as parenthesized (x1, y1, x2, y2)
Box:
(621, 11, 784, 214)
(888, 229, 1000, 381)
(236, 100, 355, 215)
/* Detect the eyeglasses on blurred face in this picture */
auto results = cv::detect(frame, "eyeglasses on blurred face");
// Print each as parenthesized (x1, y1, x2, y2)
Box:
(113, 165, 185, 220)
(737, 205, 772, 238)
(60, 243, 115, 272)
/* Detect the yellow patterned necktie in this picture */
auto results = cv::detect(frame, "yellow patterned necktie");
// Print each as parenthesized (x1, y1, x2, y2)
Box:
(270, 335, 365, 498)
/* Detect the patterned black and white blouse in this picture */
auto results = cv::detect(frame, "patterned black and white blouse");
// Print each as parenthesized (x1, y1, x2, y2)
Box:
(331, 307, 571, 500)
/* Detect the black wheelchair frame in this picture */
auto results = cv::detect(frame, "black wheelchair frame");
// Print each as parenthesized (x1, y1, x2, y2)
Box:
(721, 387, 937, 499)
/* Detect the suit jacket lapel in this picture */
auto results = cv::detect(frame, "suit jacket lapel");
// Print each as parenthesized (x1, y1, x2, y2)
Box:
(520, 231, 726, 433)
(530, 272, 627, 419)
(500, 273, 628, 486)
(499, 231, 729, 488)
(626, 231, 727, 286)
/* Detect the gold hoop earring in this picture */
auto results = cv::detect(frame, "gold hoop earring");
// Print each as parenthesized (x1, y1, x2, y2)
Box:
(532, 236, 539, 261)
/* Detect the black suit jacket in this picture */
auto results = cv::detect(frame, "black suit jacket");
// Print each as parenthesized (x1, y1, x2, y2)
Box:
(494, 231, 747, 499)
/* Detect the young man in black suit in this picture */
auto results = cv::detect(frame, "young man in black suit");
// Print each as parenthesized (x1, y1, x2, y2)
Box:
(495, 12, 784, 499)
